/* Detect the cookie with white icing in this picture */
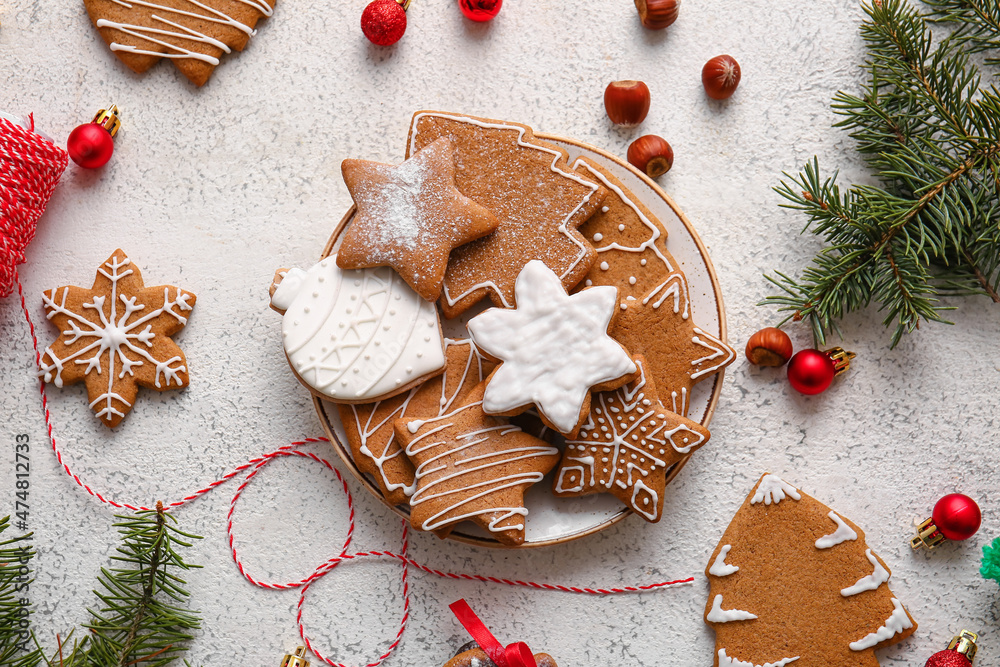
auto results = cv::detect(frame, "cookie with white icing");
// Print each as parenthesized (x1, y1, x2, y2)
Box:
(552, 356, 710, 522)
(572, 157, 736, 416)
(269, 257, 446, 404)
(443, 645, 557, 667)
(337, 338, 495, 507)
(405, 111, 606, 319)
(393, 382, 560, 546)
(467, 260, 637, 437)
(84, 0, 275, 86)
(704, 473, 917, 667)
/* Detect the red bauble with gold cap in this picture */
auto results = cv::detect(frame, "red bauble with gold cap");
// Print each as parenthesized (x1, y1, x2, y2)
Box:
(361, 0, 410, 46)
(925, 630, 978, 667)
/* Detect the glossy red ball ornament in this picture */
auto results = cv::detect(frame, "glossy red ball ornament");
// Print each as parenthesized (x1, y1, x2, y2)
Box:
(786, 349, 835, 395)
(925, 651, 972, 667)
(67, 123, 115, 169)
(932, 494, 982, 542)
(458, 0, 502, 21)
(361, 0, 408, 46)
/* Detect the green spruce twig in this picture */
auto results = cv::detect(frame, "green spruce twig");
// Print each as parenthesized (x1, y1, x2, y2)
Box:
(0, 516, 44, 667)
(764, 0, 1000, 347)
(983, 536, 1000, 585)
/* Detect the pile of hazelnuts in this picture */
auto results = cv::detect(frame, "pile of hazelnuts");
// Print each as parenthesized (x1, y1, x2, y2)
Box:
(607, 0, 741, 179)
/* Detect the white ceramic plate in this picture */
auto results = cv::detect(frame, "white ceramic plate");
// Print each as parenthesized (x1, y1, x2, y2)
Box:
(314, 133, 729, 548)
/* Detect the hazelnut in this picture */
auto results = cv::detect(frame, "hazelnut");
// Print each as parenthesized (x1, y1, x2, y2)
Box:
(634, 0, 679, 29)
(702, 55, 741, 100)
(627, 135, 673, 178)
(745, 327, 793, 367)
(604, 80, 651, 127)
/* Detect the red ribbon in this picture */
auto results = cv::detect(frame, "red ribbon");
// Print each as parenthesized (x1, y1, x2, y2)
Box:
(449, 599, 537, 667)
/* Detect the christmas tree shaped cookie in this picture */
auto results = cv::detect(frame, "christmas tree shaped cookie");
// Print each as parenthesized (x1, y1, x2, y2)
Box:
(405, 111, 607, 318)
(572, 157, 735, 416)
(705, 474, 917, 667)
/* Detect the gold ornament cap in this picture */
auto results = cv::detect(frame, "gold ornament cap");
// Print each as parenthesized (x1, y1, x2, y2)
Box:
(947, 630, 978, 663)
(92, 105, 122, 138)
(911, 516, 946, 550)
(824, 346, 856, 377)
(280, 646, 310, 667)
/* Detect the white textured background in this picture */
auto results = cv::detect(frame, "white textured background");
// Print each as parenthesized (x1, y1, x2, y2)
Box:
(1, 0, 998, 665)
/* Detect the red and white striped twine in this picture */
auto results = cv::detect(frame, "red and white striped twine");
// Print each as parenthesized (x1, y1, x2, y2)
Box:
(14, 272, 694, 667)
(0, 117, 68, 298)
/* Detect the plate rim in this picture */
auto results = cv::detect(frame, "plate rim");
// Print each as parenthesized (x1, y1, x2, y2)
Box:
(311, 130, 730, 549)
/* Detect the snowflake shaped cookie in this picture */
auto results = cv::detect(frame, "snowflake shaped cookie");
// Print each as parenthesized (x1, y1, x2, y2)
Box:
(39, 250, 195, 427)
(467, 260, 636, 435)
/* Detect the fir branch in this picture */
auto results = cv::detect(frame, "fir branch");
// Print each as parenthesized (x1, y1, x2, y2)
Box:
(765, 0, 1000, 346)
(926, 0, 1000, 65)
(0, 516, 43, 667)
(69, 502, 203, 667)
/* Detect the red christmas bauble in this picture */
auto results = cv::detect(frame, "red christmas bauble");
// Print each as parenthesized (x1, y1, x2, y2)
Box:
(361, 0, 408, 46)
(458, 0, 502, 21)
(67, 123, 114, 169)
(924, 649, 972, 667)
(932, 494, 982, 541)
(786, 349, 835, 395)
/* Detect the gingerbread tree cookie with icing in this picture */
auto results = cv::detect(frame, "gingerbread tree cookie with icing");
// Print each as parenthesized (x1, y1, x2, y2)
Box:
(705, 474, 917, 667)
(84, 0, 275, 86)
(571, 157, 736, 416)
(405, 111, 607, 318)
(269, 256, 446, 403)
(552, 356, 710, 521)
(393, 382, 560, 546)
(338, 338, 495, 507)
(339, 137, 500, 302)
(467, 260, 637, 437)
(39, 249, 195, 428)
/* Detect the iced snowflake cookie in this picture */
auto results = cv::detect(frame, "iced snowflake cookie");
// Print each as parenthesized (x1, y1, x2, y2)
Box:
(572, 157, 736, 416)
(467, 260, 637, 437)
(84, 0, 274, 86)
(269, 257, 446, 403)
(337, 338, 494, 507)
(405, 111, 607, 319)
(39, 249, 195, 427)
(705, 474, 917, 667)
(339, 137, 500, 302)
(552, 356, 710, 521)
(393, 382, 560, 546)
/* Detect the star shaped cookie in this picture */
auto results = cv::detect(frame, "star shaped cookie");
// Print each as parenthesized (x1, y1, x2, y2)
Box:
(553, 356, 710, 522)
(467, 260, 637, 436)
(338, 137, 500, 302)
(394, 382, 560, 546)
(39, 249, 195, 427)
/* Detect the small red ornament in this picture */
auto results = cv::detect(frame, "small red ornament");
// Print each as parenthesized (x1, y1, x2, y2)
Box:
(786, 347, 854, 395)
(912, 494, 982, 549)
(458, 0, 502, 21)
(925, 630, 978, 667)
(361, 0, 409, 46)
(67, 106, 121, 169)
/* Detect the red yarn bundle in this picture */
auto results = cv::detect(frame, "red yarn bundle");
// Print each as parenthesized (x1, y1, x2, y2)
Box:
(0, 114, 68, 296)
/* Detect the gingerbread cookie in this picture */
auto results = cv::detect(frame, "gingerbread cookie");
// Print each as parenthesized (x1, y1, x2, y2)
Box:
(467, 260, 637, 436)
(338, 137, 500, 302)
(444, 645, 557, 667)
(405, 111, 607, 318)
(572, 157, 736, 416)
(39, 249, 195, 427)
(84, 0, 274, 86)
(338, 338, 494, 506)
(705, 474, 917, 667)
(269, 256, 446, 403)
(393, 382, 559, 546)
(552, 356, 710, 521)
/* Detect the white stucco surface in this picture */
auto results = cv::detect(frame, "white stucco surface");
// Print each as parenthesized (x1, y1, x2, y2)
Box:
(1, 0, 998, 664)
